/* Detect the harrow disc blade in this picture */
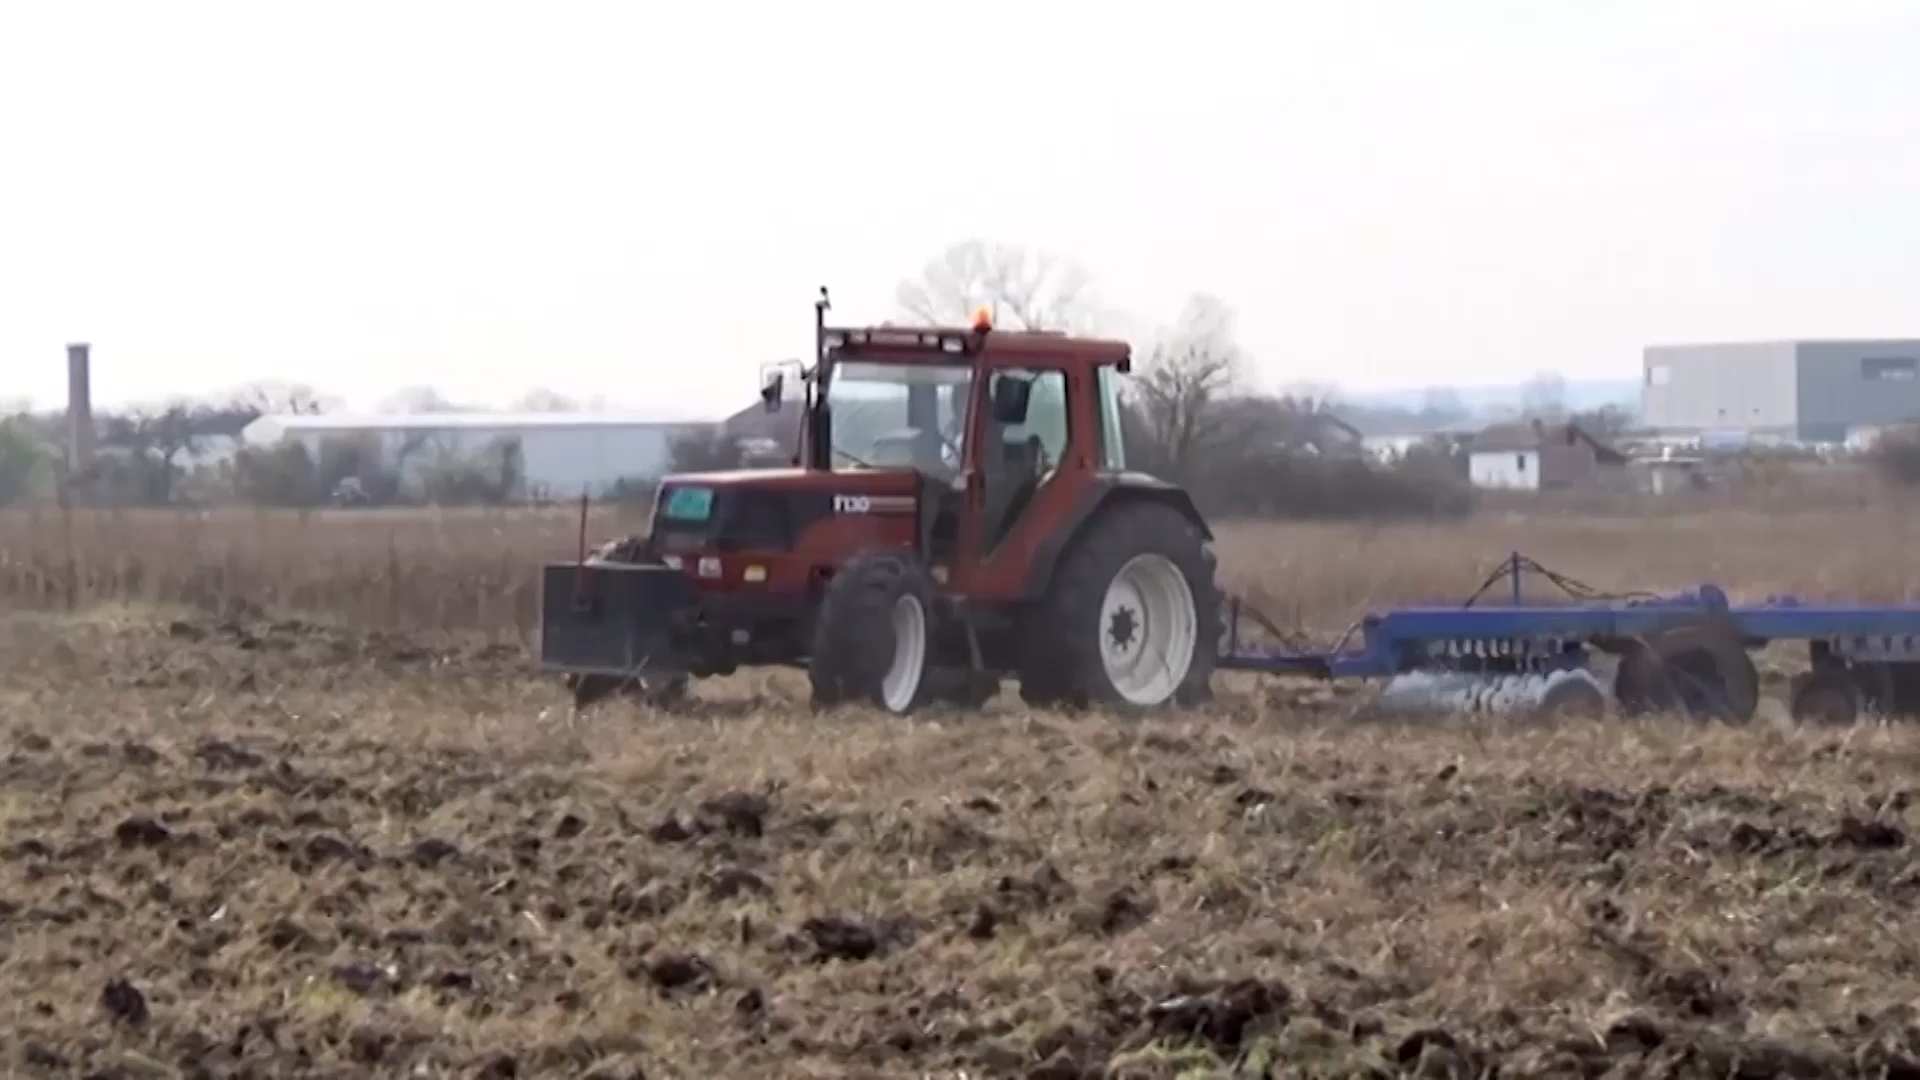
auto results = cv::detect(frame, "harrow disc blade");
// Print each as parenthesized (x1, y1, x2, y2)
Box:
(1376, 668, 1608, 719)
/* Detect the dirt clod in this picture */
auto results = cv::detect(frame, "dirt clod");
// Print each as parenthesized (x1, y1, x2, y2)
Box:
(21, 1040, 68, 1069)
(699, 791, 770, 837)
(193, 738, 265, 771)
(99, 977, 148, 1026)
(647, 815, 696, 844)
(113, 816, 171, 848)
(331, 960, 396, 996)
(1091, 886, 1154, 935)
(409, 837, 462, 866)
(644, 950, 713, 993)
(303, 833, 360, 863)
(802, 916, 882, 962)
(1835, 815, 1906, 850)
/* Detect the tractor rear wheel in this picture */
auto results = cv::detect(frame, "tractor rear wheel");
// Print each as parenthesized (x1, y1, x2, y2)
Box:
(809, 551, 936, 714)
(1018, 501, 1220, 712)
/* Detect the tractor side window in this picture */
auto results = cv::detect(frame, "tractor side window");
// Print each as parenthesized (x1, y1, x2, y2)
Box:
(990, 369, 1069, 469)
(979, 367, 1070, 552)
(1096, 364, 1128, 470)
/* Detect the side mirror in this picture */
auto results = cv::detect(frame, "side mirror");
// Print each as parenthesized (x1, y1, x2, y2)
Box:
(759, 369, 785, 414)
(991, 376, 1032, 425)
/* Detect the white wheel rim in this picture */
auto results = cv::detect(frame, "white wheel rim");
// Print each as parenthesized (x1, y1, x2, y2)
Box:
(1098, 554, 1197, 706)
(881, 594, 928, 712)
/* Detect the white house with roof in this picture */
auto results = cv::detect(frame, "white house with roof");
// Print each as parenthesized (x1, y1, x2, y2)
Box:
(240, 411, 714, 499)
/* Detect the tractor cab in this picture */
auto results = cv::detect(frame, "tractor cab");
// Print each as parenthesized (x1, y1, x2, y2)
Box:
(736, 289, 1134, 585)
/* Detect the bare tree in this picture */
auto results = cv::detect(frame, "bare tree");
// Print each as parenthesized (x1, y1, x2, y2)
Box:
(669, 427, 745, 473)
(381, 386, 466, 414)
(96, 401, 219, 504)
(1573, 403, 1632, 438)
(1520, 370, 1567, 418)
(226, 381, 332, 417)
(514, 388, 579, 412)
(1123, 293, 1247, 480)
(895, 239, 1101, 331)
(0, 416, 52, 505)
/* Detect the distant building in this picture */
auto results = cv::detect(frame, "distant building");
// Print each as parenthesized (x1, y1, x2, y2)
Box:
(1466, 419, 1627, 491)
(1643, 339, 1920, 443)
(241, 412, 713, 500)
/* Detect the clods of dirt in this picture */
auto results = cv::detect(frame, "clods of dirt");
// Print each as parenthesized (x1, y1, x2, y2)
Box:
(99, 977, 148, 1027)
(1145, 977, 1293, 1051)
(643, 950, 713, 993)
(113, 816, 171, 849)
(706, 864, 771, 900)
(646, 814, 696, 844)
(698, 791, 771, 837)
(800, 914, 917, 963)
(408, 837, 462, 867)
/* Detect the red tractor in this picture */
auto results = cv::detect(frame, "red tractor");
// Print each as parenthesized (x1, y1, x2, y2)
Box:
(540, 289, 1221, 713)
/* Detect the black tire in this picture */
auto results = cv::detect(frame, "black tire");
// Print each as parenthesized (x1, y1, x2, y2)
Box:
(1016, 501, 1220, 712)
(1613, 619, 1759, 723)
(1789, 667, 1861, 726)
(809, 551, 937, 714)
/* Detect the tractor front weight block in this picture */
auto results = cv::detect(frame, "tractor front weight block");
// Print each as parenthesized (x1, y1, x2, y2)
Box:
(538, 562, 698, 679)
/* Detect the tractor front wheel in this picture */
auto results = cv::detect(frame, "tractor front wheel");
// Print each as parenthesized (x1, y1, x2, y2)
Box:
(1018, 502, 1220, 712)
(809, 551, 936, 714)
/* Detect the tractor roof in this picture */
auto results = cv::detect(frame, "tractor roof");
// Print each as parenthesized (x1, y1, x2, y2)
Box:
(825, 321, 1132, 369)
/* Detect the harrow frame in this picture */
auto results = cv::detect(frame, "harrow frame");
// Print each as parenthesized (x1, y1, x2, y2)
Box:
(1218, 552, 1920, 724)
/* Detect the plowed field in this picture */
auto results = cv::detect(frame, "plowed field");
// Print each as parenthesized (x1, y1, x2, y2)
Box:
(6, 609, 1920, 1077)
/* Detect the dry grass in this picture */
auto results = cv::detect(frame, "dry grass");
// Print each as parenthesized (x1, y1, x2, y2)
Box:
(6, 502, 1920, 636)
(6, 505, 1920, 1076)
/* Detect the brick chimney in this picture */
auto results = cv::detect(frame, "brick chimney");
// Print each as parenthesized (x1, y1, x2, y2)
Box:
(66, 343, 94, 473)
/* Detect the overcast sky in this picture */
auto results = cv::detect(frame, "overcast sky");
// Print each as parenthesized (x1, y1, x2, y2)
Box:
(4, 0, 1917, 419)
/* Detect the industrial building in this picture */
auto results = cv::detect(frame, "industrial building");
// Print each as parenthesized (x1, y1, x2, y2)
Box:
(1643, 339, 1920, 442)
(240, 412, 712, 500)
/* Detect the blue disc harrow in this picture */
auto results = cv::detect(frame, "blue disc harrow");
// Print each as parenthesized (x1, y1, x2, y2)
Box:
(1217, 552, 1920, 725)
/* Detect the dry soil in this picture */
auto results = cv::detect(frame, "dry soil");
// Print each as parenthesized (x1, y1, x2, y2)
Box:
(5, 607, 1920, 1078)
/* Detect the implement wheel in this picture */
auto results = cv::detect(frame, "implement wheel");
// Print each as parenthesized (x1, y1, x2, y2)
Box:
(809, 551, 936, 715)
(1613, 619, 1759, 723)
(1789, 667, 1861, 726)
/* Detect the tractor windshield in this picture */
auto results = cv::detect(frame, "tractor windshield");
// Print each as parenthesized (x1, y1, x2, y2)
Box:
(824, 360, 974, 476)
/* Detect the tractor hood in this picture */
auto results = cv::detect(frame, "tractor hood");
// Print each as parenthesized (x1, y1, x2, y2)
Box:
(658, 467, 926, 496)
(647, 467, 937, 554)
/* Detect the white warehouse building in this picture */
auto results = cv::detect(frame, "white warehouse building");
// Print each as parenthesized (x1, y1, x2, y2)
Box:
(241, 412, 715, 500)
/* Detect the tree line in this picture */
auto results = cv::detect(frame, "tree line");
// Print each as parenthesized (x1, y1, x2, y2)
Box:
(0, 239, 1511, 517)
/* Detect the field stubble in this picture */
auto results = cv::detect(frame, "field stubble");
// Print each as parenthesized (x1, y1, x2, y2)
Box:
(5, 506, 1920, 1076)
